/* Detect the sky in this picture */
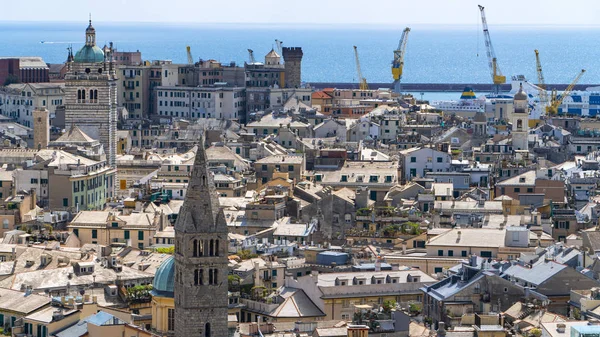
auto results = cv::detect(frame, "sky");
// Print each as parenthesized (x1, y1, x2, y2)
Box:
(3, 0, 600, 26)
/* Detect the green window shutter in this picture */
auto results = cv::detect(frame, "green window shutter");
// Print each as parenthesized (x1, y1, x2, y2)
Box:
(138, 231, 144, 240)
(92, 230, 97, 239)
(124, 230, 130, 240)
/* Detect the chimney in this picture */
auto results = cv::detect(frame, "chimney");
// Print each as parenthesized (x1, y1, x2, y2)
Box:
(470, 255, 477, 267)
(437, 322, 447, 337)
(402, 241, 407, 255)
(30, 188, 37, 210)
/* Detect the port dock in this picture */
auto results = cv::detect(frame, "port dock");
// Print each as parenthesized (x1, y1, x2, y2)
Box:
(308, 82, 595, 92)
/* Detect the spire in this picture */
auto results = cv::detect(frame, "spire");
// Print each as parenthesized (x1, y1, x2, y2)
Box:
(174, 141, 227, 234)
(85, 15, 96, 47)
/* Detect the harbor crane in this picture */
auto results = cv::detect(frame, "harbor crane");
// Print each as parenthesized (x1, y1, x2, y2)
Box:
(534, 49, 549, 110)
(275, 39, 284, 63)
(247, 49, 256, 64)
(391, 27, 410, 94)
(186, 46, 194, 65)
(547, 69, 585, 115)
(353, 46, 368, 90)
(478, 5, 506, 94)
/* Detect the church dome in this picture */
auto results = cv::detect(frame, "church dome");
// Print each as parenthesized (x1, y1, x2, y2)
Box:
(74, 45, 104, 63)
(514, 84, 528, 101)
(151, 255, 174, 298)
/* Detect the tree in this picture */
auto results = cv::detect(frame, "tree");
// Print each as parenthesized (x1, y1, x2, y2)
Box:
(530, 328, 542, 337)
(155, 246, 174, 254)
(382, 300, 397, 313)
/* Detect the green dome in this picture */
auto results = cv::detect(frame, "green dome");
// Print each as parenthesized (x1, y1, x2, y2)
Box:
(74, 45, 105, 63)
(151, 255, 174, 298)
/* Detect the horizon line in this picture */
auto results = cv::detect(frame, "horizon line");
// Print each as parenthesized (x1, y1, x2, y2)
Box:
(3, 20, 600, 29)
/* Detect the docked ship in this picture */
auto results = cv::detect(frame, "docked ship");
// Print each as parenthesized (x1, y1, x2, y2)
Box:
(556, 87, 600, 117)
(430, 87, 486, 113)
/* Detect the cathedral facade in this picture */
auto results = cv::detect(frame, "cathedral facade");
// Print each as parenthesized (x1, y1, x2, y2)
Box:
(64, 19, 118, 168)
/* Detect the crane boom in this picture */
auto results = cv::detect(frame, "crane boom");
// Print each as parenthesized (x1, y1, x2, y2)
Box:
(392, 27, 410, 94)
(534, 49, 549, 109)
(247, 49, 256, 64)
(186, 46, 194, 65)
(478, 5, 506, 94)
(275, 39, 284, 63)
(548, 69, 585, 115)
(353, 46, 368, 91)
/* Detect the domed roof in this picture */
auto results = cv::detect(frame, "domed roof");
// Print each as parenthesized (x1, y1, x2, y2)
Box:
(86, 20, 96, 33)
(151, 256, 174, 298)
(266, 49, 280, 58)
(514, 84, 528, 101)
(74, 45, 104, 63)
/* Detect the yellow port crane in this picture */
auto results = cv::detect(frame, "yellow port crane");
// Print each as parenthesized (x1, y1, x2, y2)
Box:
(547, 69, 586, 115)
(534, 50, 549, 110)
(186, 46, 194, 65)
(478, 5, 506, 94)
(353, 45, 368, 90)
(391, 27, 410, 94)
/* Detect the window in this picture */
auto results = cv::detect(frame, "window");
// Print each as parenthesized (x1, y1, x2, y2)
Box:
(461, 250, 467, 257)
(261, 164, 267, 171)
(288, 165, 294, 172)
(63, 198, 68, 207)
(138, 231, 144, 240)
(448, 250, 454, 257)
(438, 250, 443, 256)
(480, 251, 492, 258)
(30, 178, 38, 184)
(341, 175, 348, 182)
(167, 308, 175, 331)
(410, 157, 416, 163)
(272, 269, 278, 277)
(434, 267, 443, 273)
(514, 187, 521, 193)
(92, 230, 97, 239)
(205, 323, 211, 337)
(124, 230, 130, 240)
(437, 157, 443, 163)
(527, 188, 533, 193)
(111, 222, 119, 228)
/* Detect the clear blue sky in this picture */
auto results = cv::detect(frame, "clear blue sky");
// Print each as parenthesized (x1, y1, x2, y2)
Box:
(3, 0, 600, 26)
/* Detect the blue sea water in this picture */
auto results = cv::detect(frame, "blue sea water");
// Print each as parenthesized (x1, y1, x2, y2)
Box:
(1, 21, 599, 85)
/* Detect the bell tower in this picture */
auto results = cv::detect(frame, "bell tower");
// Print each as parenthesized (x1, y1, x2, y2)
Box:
(174, 141, 229, 337)
(512, 84, 529, 151)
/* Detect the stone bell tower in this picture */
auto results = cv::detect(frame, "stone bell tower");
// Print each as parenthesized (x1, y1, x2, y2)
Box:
(512, 84, 529, 151)
(173, 140, 229, 337)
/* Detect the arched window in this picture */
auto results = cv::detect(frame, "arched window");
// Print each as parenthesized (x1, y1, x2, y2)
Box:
(517, 119, 523, 129)
(194, 269, 203, 285)
(209, 239, 214, 257)
(77, 90, 82, 100)
(215, 240, 219, 257)
(81, 89, 86, 100)
(213, 269, 218, 284)
(198, 240, 203, 257)
(208, 269, 213, 285)
(205, 323, 211, 337)
(193, 239, 198, 257)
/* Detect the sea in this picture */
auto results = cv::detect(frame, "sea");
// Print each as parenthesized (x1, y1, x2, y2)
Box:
(2, 21, 600, 91)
